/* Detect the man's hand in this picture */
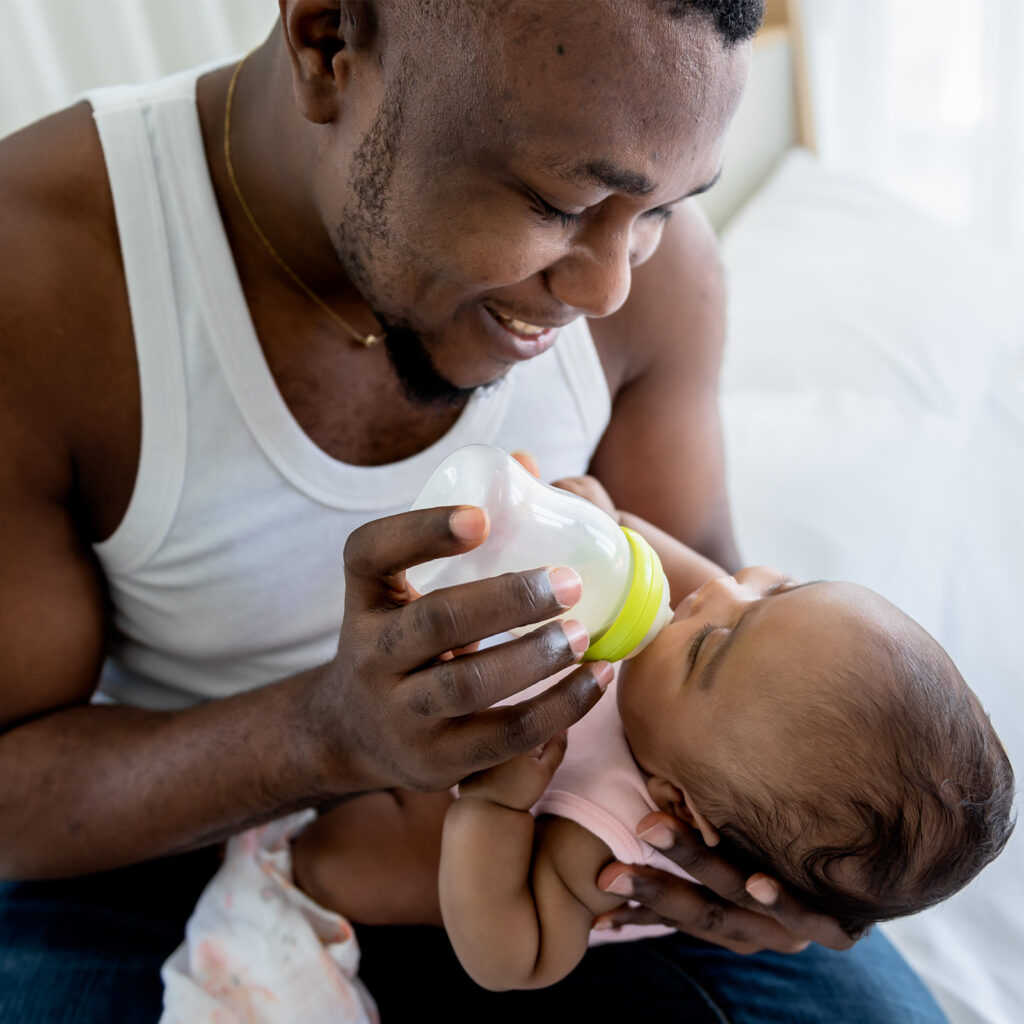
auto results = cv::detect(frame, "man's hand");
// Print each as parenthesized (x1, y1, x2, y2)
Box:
(306, 504, 613, 795)
(459, 732, 568, 811)
(593, 812, 858, 953)
(512, 447, 620, 524)
(552, 474, 622, 522)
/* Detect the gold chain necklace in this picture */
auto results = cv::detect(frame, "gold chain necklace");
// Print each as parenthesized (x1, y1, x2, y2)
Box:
(223, 54, 382, 348)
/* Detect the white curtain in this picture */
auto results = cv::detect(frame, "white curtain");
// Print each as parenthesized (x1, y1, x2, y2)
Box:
(802, 0, 1024, 254)
(0, 0, 277, 139)
(3, 0, 1022, 255)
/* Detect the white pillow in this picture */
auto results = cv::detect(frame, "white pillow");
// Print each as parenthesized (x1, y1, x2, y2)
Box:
(721, 148, 1020, 410)
(718, 148, 1024, 635)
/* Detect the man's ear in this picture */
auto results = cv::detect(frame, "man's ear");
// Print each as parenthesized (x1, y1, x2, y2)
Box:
(647, 776, 721, 848)
(280, 0, 379, 124)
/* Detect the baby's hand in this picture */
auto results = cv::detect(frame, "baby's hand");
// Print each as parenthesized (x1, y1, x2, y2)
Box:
(458, 732, 568, 811)
(552, 474, 621, 522)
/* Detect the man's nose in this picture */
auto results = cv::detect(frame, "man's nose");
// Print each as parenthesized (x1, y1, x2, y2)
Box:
(546, 226, 633, 319)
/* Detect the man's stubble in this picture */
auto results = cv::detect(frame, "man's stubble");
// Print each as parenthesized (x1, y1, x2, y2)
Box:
(330, 68, 482, 411)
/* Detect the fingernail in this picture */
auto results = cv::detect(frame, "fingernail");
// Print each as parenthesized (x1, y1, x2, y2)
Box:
(449, 507, 488, 541)
(591, 919, 613, 931)
(548, 566, 582, 608)
(638, 823, 675, 850)
(510, 448, 538, 469)
(793, 941, 811, 953)
(592, 661, 614, 691)
(562, 619, 590, 655)
(602, 873, 633, 897)
(746, 877, 779, 906)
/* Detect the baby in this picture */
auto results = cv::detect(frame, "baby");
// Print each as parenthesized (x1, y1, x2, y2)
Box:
(160, 477, 1015, 1015)
(437, 478, 1016, 991)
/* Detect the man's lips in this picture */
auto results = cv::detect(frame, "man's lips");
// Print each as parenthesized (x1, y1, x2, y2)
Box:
(489, 308, 552, 337)
(484, 307, 563, 357)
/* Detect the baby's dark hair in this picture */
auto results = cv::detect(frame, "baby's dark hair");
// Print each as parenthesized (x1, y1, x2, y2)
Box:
(688, 620, 1015, 937)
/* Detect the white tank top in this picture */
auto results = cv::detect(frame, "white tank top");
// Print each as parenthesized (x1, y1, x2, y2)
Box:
(86, 66, 612, 710)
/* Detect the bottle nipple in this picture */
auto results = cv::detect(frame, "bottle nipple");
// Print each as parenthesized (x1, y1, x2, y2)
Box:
(584, 527, 671, 661)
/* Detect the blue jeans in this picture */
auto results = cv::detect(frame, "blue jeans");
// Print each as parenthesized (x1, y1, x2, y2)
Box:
(0, 848, 948, 1024)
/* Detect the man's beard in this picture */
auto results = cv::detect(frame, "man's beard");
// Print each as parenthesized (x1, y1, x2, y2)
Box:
(379, 316, 493, 409)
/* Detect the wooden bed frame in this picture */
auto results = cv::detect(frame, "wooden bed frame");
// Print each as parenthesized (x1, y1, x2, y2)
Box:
(698, 0, 815, 231)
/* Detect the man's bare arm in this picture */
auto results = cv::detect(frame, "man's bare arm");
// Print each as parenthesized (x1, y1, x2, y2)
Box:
(0, 492, 610, 878)
(589, 200, 740, 583)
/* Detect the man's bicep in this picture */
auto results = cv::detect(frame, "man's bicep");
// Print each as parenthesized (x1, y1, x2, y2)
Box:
(592, 372, 735, 564)
(0, 455, 106, 731)
(0, 111, 121, 731)
(588, 202, 739, 568)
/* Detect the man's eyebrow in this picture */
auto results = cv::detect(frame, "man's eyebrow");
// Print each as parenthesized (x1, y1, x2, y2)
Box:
(560, 160, 723, 202)
(686, 167, 723, 198)
(695, 580, 819, 692)
(564, 159, 656, 196)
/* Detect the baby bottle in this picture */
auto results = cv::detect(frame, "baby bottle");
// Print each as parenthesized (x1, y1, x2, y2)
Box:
(406, 444, 672, 661)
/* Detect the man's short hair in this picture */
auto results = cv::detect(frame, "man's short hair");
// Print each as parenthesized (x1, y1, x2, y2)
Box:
(653, 0, 766, 46)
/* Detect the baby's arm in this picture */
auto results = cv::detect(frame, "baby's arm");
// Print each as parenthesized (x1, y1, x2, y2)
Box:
(554, 475, 726, 601)
(439, 735, 624, 991)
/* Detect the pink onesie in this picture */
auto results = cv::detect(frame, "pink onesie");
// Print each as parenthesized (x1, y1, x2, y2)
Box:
(535, 674, 697, 945)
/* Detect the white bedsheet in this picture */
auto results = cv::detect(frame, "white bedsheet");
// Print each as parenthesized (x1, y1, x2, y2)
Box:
(719, 150, 1024, 1024)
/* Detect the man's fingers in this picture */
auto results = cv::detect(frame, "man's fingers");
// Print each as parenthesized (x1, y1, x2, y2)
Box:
(593, 903, 665, 929)
(385, 567, 583, 672)
(401, 621, 589, 716)
(632, 812, 858, 951)
(743, 873, 859, 951)
(343, 506, 489, 605)
(455, 661, 612, 769)
(594, 863, 812, 955)
(633, 812, 754, 907)
(551, 477, 591, 500)
(510, 449, 541, 478)
(592, 900, 805, 956)
(551, 475, 618, 517)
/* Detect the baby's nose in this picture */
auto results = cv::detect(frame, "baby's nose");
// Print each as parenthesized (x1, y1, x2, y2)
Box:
(691, 574, 742, 613)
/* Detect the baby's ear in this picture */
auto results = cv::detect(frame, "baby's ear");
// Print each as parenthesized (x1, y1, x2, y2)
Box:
(647, 776, 685, 816)
(647, 777, 720, 848)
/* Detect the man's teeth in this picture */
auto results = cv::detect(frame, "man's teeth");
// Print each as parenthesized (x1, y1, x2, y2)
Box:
(497, 313, 546, 337)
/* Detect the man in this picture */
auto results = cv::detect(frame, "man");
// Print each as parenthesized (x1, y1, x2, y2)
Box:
(0, 1, 947, 1020)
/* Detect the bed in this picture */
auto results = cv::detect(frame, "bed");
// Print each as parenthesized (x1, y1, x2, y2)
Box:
(703, 4, 1024, 1021)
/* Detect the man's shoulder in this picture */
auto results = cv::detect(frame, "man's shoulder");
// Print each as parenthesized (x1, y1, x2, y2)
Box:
(0, 101, 121, 303)
(0, 101, 136, 509)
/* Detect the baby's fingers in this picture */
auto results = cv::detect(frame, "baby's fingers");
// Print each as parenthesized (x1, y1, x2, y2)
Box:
(536, 730, 568, 772)
(458, 730, 568, 809)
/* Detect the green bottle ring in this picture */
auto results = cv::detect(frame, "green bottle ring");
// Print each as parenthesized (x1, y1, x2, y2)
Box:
(583, 527, 666, 662)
